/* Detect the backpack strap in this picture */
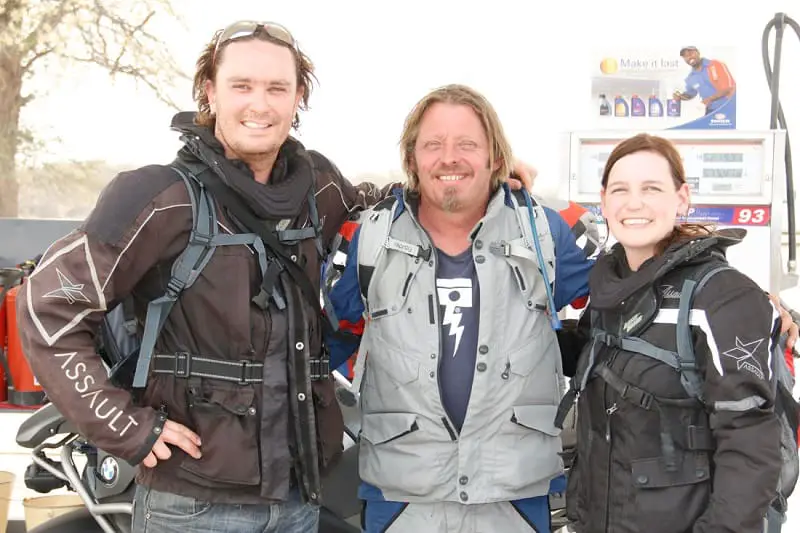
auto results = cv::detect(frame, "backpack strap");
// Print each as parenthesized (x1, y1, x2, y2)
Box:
(132, 166, 267, 389)
(132, 168, 217, 388)
(355, 195, 402, 312)
(506, 189, 560, 329)
(555, 321, 605, 429)
(275, 185, 324, 257)
(607, 335, 683, 371)
(351, 195, 412, 393)
(674, 263, 734, 403)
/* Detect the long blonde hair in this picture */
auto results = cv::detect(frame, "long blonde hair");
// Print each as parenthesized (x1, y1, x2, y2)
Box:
(399, 84, 513, 192)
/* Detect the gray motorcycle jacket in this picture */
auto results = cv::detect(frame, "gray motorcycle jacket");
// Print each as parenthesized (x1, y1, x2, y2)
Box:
(333, 185, 581, 505)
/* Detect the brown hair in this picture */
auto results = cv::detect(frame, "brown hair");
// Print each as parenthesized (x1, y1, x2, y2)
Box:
(400, 84, 513, 192)
(601, 133, 714, 254)
(192, 27, 316, 130)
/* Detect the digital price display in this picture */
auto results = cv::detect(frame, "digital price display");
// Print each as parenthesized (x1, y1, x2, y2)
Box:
(572, 136, 767, 201)
(702, 152, 744, 163)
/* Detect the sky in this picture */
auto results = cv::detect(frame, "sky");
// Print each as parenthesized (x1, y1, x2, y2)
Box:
(21, 0, 800, 195)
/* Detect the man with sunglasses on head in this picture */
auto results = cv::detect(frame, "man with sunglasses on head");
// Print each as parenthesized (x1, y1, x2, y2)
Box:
(15, 21, 534, 533)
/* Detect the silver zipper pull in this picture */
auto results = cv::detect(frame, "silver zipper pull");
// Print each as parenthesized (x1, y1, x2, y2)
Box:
(605, 403, 618, 442)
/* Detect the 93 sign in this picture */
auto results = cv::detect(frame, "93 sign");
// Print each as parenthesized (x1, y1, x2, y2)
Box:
(732, 206, 770, 226)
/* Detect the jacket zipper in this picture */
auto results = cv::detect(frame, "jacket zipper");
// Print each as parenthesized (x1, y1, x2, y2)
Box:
(431, 238, 459, 439)
(408, 211, 459, 438)
(603, 381, 613, 533)
(605, 403, 618, 442)
(602, 350, 628, 533)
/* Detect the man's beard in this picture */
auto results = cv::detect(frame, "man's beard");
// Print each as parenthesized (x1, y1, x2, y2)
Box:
(442, 186, 461, 212)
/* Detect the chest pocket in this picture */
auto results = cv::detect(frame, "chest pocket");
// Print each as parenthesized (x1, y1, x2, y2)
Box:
(491, 236, 554, 311)
(361, 237, 428, 321)
(489, 194, 556, 313)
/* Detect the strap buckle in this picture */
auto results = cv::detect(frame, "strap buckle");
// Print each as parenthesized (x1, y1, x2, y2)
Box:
(189, 230, 213, 246)
(173, 352, 191, 378)
(489, 241, 511, 257)
(239, 360, 251, 385)
(619, 381, 653, 410)
(309, 354, 330, 381)
(639, 391, 654, 410)
(166, 278, 187, 298)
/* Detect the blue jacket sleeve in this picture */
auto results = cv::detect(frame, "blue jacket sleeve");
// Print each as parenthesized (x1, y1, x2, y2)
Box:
(325, 225, 366, 370)
(543, 207, 593, 311)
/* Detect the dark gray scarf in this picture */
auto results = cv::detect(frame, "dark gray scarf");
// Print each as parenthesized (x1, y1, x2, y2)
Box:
(170, 111, 314, 220)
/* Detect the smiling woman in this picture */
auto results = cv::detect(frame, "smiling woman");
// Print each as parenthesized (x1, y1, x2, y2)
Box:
(565, 131, 790, 533)
(600, 133, 712, 270)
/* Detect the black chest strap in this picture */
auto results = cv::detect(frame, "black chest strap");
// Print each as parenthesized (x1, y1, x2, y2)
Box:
(595, 362, 714, 470)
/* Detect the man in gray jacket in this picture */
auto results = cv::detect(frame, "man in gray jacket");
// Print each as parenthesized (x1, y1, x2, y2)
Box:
(326, 84, 595, 532)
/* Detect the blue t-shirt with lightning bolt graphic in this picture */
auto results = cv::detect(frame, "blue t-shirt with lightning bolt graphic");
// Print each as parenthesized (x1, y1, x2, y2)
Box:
(436, 247, 480, 432)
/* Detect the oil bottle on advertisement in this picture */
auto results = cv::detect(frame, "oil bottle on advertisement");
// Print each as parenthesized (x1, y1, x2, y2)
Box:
(599, 94, 611, 116)
(667, 95, 681, 117)
(614, 95, 629, 117)
(630, 94, 646, 117)
(648, 91, 664, 117)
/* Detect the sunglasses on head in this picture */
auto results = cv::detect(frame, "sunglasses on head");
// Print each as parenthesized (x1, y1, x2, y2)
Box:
(213, 21, 296, 63)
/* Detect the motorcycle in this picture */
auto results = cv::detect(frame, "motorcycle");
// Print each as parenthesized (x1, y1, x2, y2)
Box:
(14, 371, 362, 533)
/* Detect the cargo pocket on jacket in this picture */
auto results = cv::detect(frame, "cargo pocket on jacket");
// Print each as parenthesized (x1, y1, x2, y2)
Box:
(361, 412, 419, 445)
(494, 405, 563, 493)
(506, 336, 561, 405)
(360, 412, 434, 496)
(630, 452, 711, 533)
(179, 383, 260, 486)
(363, 343, 421, 397)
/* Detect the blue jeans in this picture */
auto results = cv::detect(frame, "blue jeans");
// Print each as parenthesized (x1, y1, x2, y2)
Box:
(131, 484, 319, 533)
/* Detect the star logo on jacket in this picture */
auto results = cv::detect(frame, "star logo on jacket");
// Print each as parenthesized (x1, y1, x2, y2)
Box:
(26, 234, 107, 346)
(722, 337, 764, 380)
(43, 269, 92, 304)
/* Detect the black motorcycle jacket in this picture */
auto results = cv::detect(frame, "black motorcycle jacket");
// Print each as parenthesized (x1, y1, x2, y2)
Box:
(17, 111, 395, 505)
(566, 231, 782, 533)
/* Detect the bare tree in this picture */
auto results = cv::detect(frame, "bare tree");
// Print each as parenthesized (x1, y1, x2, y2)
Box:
(0, 0, 186, 217)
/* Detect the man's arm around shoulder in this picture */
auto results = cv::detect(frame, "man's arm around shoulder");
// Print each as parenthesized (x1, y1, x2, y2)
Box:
(326, 224, 367, 370)
(308, 151, 400, 245)
(542, 207, 595, 375)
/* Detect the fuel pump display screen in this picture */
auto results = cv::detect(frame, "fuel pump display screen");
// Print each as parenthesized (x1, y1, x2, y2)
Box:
(702, 153, 743, 163)
(574, 138, 767, 200)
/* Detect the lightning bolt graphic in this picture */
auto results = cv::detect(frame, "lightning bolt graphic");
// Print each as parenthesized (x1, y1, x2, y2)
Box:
(442, 304, 465, 356)
(436, 279, 472, 358)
